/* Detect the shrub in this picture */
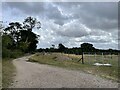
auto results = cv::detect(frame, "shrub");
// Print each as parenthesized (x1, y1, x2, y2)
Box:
(9, 50, 24, 58)
(2, 48, 11, 58)
(2, 48, 24, 59)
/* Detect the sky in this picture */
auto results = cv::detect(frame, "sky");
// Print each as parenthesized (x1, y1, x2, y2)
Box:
(2, 1, 119, 49)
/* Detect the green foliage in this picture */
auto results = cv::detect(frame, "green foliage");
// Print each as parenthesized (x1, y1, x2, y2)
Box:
(2, 47, 11, 58)
(81, 43, 95, 52)
(23, 17, 41, 31)
(2, 35, 13, 48)
(2, 35, 23, 58)
(19, 30, 39, 52)
(58, 43, 66, 52)
(2, 47, 23, 58)
(2, 16, 41, 58)
(18, 42, 29, 52)
(9, 50, 23, 58)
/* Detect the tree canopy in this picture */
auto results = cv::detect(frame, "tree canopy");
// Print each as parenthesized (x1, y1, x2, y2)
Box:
(2, 16, 41, 57)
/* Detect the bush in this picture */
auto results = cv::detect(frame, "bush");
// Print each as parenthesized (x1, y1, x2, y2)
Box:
(9, 50, 23, 58)
(2, 48, 11, 58)
(2, 48, 24, 59)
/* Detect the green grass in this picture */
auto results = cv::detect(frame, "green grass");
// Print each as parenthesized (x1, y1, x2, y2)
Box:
(29, 53, 119, 82)
(2, 50, 24, 88)
(0, 60, 2, 89)
(2, 58, 16, 88)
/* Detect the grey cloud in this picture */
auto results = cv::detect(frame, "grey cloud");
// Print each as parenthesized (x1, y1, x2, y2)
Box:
(55, 2, 117, 30)
(81, 2, 118, 20)
(79, 36, 112, 43)
(74, 3, 117, 31)
(4, 2, 70, 25)
(56, 20, 90, 37)
(2, 2, 118, 49)
(4, 2, 45, 15)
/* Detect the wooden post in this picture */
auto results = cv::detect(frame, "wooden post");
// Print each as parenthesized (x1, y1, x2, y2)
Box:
(95, 53, 96, 63)
(81, 52, 84, 64)
(102, 52, 104, 64)
(88, 52, 90, 65)
(77, 48, 84, 64)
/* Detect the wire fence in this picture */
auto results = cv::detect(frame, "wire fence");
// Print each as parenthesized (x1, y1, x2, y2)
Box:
(83, 52, 118, 66)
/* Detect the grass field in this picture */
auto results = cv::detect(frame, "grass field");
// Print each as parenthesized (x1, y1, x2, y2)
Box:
(2, 59, 16, 88)
(29, 53, 119, 82)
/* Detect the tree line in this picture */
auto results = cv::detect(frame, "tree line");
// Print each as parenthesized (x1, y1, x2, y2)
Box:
(37, 43, 120, 55)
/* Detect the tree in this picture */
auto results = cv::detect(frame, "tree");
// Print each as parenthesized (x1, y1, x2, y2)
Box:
(81, 43, 94, 52)
(23, 16, 41, 31)
(22, 17, 41, 52)
(58, 43, 66, 52)
(4, 22, 22, 46)
(3, 17, 41, 53)
(52, 44, 55, 49)
(18, 29, 39, 52)
(2, 35, 13, 48)
(2, 35, 15, 58)
(78, 43, 95, 64)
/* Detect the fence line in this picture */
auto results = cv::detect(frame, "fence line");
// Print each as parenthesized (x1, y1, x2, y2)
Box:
(83, 52, 118, 66)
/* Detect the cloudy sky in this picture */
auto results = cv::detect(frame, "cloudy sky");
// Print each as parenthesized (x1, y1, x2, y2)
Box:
(2, 1, 119, 49)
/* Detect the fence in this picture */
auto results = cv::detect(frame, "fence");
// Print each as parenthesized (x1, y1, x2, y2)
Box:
(83, 52, 118, 66)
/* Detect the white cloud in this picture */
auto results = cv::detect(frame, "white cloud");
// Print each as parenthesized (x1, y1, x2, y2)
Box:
(2, 2, 118, 49)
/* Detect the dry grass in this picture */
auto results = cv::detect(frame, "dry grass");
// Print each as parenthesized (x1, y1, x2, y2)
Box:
(29, 53, 119, 82)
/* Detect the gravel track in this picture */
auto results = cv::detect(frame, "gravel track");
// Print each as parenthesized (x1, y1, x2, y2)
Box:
(10, 55, 118, 88)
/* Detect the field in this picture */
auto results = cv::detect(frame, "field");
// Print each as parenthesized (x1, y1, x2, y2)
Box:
(29, 53, 119, 82)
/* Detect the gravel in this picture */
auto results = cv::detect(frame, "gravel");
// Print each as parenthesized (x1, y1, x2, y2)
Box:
(10, 55, 118, 88)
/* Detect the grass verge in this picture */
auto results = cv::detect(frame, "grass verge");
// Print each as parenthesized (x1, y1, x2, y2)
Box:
(2, 58, 16, 88)
(0, 60, 2, 89)
(29, 53, 118, 82)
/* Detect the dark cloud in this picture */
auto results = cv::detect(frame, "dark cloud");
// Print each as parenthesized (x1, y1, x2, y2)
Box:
(54, 2, 118, 30)
(4, 2, 69, 21)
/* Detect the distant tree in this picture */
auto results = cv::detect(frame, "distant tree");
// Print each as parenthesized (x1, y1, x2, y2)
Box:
(81, 43, 94, 52)
(58, 43, 66, 52)
(52, 44, 55, 49)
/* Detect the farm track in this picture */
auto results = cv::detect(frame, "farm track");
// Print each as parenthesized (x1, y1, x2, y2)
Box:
(10, 55, 118, 88)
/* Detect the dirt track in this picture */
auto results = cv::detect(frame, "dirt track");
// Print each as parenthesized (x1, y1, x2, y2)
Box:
(10, 55, 118, 88)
